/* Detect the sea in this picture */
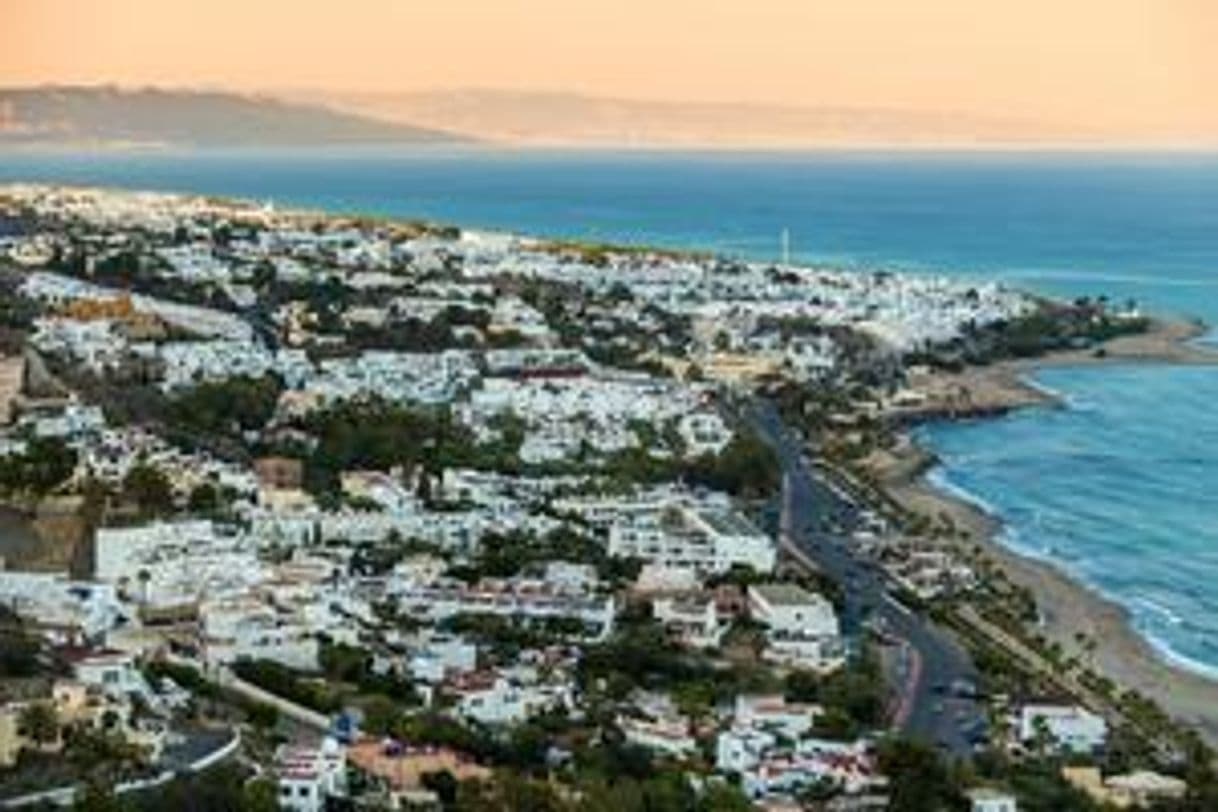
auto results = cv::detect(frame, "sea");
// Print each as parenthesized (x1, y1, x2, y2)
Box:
(1, 147, 1217, 674)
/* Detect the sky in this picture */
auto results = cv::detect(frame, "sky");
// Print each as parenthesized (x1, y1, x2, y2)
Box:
(3, 0, 1217, 140)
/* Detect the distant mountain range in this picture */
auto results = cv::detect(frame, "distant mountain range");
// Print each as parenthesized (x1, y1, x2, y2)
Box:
(293, 88, 1098, 148)
(0, 85, 1119, 149)
(0, 86, 467, 147)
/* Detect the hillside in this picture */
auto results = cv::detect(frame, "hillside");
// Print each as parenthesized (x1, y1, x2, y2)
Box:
(0, 86, 467, 147)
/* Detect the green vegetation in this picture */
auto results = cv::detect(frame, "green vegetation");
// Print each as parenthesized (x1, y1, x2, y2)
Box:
(290, 398, 477, 496)
(578, 616, 780, 712)
(318, 640, 420, 704)
(783, 645, 887, 738)
(876, 737, 966, 811)
(0, 436, 77, 496)
(231, 658, 341, 715)
(462, 526, 632, 584)
(439, 613, 594, 660)
(0, 607, 43, 677)
(119, 462, 173, 518)
(912, 299, 1150, 368)
(683, 429, 781, 499)
(166, 374, 283, 437)
(17, 702, 59, 746)
(598, 426, 780, 500)
(66, 764, 277, 812)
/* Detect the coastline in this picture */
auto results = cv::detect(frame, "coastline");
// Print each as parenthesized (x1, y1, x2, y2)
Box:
(872, 318, 1218, 744)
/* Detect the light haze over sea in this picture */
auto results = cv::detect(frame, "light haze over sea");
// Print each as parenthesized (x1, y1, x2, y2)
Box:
(3, 147, 1217, 674)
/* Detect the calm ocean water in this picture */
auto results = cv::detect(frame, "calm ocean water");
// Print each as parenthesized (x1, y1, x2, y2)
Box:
(2, 147, 1217, 672)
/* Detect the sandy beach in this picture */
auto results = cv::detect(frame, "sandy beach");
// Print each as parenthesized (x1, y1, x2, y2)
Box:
(873, 318, 1218, 744)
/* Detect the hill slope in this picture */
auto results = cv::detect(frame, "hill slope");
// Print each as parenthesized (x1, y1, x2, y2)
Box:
(0, 86, 467, 147)
(299, 88, 1090, 148)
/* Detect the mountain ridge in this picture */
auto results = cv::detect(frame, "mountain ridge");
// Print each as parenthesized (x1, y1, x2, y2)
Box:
(0, 86, 469, 147)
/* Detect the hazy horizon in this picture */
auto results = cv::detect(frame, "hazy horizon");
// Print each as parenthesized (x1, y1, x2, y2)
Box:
(4, 0, 1217, 146)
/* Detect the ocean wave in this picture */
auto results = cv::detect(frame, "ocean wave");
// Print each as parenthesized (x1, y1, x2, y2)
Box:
(972, 510, 1217, 674)
(1061, 394, 1099, 413)
(994, 528, 1055, 563)
(1133, 596, 1184, 627)
(1020, 376, 1068, 402)
(993, 534, 1218, 679)
(924, 467, 1002, 520)
(1139, 629, 1218, 682)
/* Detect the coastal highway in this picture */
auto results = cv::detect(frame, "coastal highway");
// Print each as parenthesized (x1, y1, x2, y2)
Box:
(747, 399, 986, 757)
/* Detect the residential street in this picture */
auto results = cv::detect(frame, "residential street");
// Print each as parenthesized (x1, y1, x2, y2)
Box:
(748, 399, 986, 756)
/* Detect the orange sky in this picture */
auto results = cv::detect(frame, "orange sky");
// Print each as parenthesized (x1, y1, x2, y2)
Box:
(3, 0, 1217, 139)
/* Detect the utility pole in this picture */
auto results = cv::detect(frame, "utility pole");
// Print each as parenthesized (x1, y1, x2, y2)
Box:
(781, 228, 790, 266)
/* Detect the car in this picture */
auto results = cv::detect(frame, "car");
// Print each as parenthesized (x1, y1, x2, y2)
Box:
(950, 678, 979, 699)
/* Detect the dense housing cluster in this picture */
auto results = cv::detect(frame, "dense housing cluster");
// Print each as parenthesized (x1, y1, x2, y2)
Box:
(0, 186, 1188, 811)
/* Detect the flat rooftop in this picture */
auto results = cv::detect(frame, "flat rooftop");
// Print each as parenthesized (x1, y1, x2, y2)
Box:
(696, 508, 761, 538)
(751, 582, 820, 607)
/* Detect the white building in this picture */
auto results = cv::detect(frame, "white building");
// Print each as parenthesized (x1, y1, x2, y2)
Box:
(275, 738, 348, 812)
(391, 576, 615, 641)
(677, 410, 733, 457)
(618, 715, 699, 759)
(200, 595, 320, 671)
(608, 503, 775, 575)
(967, 788, 1019, 812)
(732, 694, 822, 740)
(457, 677, 572, 726)
(0, 571, 120, 644)
(403, 635, 479, 684)
(70, 649, 149, 700)
(1018, 704, 1108, 753)
(748, 583, 844, 673)
(652, 594, 725, 649)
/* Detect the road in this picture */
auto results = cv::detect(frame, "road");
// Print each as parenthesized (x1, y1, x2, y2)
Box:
(747, 398, 987, 757)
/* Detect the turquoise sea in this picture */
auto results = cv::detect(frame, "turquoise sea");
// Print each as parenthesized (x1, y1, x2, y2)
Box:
(2, 147, 1217, 672)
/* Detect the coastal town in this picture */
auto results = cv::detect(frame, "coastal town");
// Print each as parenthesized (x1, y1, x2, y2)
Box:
(0, 184, 1212, 811)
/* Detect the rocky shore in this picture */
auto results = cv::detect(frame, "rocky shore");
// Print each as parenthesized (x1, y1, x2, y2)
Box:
(888, 318, 1214, 425)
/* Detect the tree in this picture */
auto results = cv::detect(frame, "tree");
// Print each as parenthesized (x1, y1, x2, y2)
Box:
(415, 470, 433, 505)
(18, 701, 59, 746)
(241, 778, 280, 812)
(360, 694, 402, 736)
(245, 701, 279, 731)
(319, 641, 371, 683)
(682, 428, 781, 499)
(877, 737, 965, 811)
(72, 782, 127, 812)
(0, 436, 77, 496)
(697, 783, 754, 811)
(166, 375, 284, 440)
(421, 770, 459, 806)
(187, 482, 220, 514)
(250, 260, 277, 291)
(0, 608, 42, 677)
(122, 463, 173, 517)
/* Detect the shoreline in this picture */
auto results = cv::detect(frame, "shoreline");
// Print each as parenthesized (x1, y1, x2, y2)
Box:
(888, 318, 1216, 424)
(873, 318, 1218, 744)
